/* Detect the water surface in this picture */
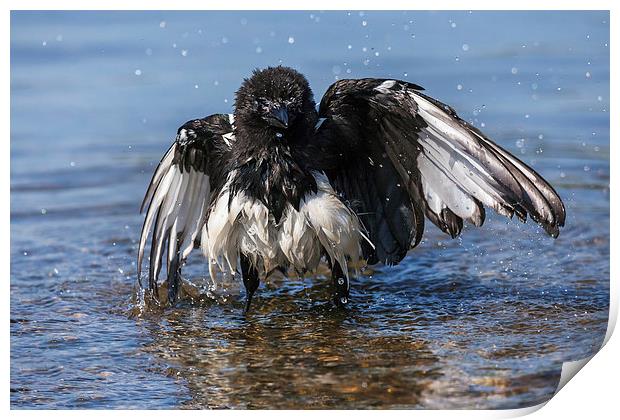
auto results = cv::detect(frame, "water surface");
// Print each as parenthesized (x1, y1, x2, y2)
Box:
(11, 11, 609, 409)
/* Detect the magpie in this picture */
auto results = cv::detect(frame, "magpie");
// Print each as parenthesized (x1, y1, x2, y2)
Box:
(138, 66, 565, 312)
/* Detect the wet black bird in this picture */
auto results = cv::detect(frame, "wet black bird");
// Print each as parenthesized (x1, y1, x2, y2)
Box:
(138, 66, 565, 311)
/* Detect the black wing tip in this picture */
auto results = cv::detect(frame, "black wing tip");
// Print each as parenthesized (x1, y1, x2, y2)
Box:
(555, 199, 567, 227)
(530, 212, 563, 239)
(543, 222, 562, 239)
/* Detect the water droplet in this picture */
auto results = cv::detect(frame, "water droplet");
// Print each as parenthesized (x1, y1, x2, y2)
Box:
(337, 278, 345, 285)
(159, 21, 166, 28)
(585, 71, 591, 78)
(457, 84, 463, 91)
(181, 49, 188, 57)
(347, 44, 352, 50)
(340, 297, 348, 304)
(42, 41, 47, 46)
(451, 22, 457, 28)
(362, 20, 367, 27)
(255, 46, 262, 54)
(462, 43, 469, 51)
(288, 36, 295, 44)
(511, 67, 518, 75)
(134, 69, 142, 76)
(41, 208, 47, 215)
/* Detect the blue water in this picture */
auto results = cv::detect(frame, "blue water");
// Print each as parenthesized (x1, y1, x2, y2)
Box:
(11, 11, 609, 409)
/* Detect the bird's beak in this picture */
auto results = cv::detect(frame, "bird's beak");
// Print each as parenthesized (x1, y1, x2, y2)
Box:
(268, 106, 289, 129)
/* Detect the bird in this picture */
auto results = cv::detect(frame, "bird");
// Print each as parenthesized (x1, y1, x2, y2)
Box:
(137, 66, 565, 312)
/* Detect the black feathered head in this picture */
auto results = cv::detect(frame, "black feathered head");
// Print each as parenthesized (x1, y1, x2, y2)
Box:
(234, 66, 317, 141)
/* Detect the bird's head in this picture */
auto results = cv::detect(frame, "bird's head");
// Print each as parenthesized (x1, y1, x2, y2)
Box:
(234, 66, 317, 140)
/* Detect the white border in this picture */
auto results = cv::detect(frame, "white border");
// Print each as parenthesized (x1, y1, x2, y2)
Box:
(4, 1, 616, 419)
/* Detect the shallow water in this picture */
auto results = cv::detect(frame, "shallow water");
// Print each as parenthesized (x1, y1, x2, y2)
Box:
(10, 11, 609, 409)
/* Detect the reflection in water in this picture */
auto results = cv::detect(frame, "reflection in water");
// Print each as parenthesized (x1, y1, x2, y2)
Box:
(135, 274, 442, 409)
(11, 10, 609, 409)
(125, 248, 605, 409)
(135, 281, 438, 408)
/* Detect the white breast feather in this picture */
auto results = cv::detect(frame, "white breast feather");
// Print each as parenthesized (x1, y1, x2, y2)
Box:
(201, 171, 367, 281)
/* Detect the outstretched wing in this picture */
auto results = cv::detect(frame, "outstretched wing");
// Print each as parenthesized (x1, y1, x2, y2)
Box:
(138, 114, 234, 300)
(314, 78, 565, 265)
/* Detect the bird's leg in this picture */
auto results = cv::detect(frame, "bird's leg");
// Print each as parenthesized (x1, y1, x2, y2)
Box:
(330, 259, 350, 307)
(167, 252, 182, 305)
(240, 254, 260, 313)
